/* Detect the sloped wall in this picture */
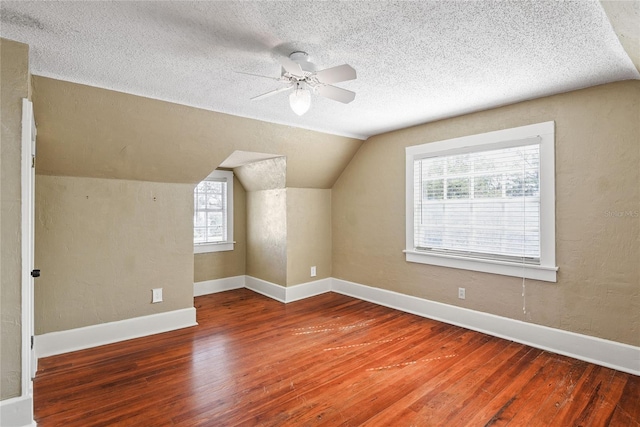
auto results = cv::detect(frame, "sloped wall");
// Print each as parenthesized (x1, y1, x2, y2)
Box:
(600, 0, 640, 73)
(0, 38, 30, 400)
(31, 76, 363, 187)
(332, 80, 640, 346)
(234, 157, 286, 192)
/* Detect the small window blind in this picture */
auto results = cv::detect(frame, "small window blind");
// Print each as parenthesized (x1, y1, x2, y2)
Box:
(413, 142, 541, 263)
(194, 177, 227, 244)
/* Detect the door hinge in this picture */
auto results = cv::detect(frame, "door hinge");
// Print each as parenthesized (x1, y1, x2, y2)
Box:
(31, 155, 36, 168)
(31, 335, 34, 350)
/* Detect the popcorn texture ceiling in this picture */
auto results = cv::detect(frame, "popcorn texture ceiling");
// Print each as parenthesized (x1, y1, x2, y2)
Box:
(1, 1, 638, 140)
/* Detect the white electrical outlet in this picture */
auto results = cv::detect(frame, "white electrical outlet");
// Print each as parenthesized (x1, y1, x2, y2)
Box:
(152, 288, 163, 303)
(458, 287, 466, 300)
(310, 266, 317, 277)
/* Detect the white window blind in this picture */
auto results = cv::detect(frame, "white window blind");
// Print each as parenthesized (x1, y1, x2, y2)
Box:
(194, 177, 228, 245)
(414, 142, 540, 263)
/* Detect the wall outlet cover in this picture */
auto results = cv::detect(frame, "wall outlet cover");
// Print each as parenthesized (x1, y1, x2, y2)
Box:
(152, 288, 163, 303)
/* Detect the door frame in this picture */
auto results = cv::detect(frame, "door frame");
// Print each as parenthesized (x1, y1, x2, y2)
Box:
(21, 98, 36, 396)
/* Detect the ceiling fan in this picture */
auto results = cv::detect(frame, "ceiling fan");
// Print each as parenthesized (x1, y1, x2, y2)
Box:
(243, 51, 357, 116)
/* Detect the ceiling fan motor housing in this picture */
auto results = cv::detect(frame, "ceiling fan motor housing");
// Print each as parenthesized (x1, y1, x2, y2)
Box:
(288, 51, 316, 72)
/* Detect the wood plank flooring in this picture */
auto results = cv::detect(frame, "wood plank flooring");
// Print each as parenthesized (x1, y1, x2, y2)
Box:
(34, 289, 640, 426)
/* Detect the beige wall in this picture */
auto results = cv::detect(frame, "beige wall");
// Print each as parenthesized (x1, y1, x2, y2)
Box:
(35, 176, 194, 334)
(0, 38, 30, 400)
(246, 189, 287, 286)
(333, 80, 640, 346)
(194, 176, 246, 282)
(29, 75, 363, 333)
(286, 189, 332, 286)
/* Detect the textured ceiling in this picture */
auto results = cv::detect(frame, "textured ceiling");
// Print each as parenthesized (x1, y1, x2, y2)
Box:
(1, 1, 638, 140)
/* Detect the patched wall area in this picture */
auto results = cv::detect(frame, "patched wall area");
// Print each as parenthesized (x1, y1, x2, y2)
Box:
(333, 80, 640, 346)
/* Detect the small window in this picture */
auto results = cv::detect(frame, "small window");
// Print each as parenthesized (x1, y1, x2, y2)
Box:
(405, 122, 557, 282)
(194, 170, 234, 253)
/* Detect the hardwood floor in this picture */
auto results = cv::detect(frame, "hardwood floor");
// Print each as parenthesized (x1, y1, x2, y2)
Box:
(34, 289, 639, 426)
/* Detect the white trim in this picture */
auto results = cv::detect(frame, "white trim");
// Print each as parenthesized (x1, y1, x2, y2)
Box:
(35, 308, 197, 359)
(406, 122, 554, 157)
(285, 278, 332, 302)
(244, 276, 287, 302)
(0, 395, 36, 427)
(194, 241, 235, 254)
(242, 276, 332, 303)
(404, 250, 558, 282)
(19, 99, 36, 427)
(20, 98, 32, 390)
(405, 121, 557, 282)
(194, 276, 245, 296)
(538, 123, 556, 271)
(331, 278, 640, 376)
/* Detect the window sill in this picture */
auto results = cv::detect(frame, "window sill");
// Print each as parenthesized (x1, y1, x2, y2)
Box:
(194, 242, 235, 254)
(404, 249, 557, 282)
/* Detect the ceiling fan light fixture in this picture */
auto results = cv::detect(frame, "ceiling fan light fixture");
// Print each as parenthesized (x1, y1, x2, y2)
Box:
(289, 84, 311, 116)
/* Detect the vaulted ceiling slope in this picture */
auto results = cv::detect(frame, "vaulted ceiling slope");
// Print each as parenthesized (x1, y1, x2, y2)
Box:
(2, 1, 638, 140)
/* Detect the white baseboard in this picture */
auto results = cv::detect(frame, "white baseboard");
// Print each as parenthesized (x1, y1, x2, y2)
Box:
(35, 307, 197, 359)
(0, 394, 35, 427)
(243, 276, 332, 303)
(245, 276, 287, 302)
(285, 278, 332, 302)
(194, 276, 245, 296)
(331, 278, 640, 376)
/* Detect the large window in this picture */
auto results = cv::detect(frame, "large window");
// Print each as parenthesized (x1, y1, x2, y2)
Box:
(405, 122, 557, 282)
(194, 170, 234, 253)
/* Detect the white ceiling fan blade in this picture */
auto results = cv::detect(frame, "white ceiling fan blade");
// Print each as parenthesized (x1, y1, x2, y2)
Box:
(317, 85, 356, 104)
(235, 71, 280, 81)
(315, 64, 357, 84)
(250, 85, 293, 101)
(279, 57, 304, 76)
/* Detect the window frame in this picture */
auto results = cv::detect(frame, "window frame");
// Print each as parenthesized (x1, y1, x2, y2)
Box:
(194, 170, 234, 254)
(405, 121, 557, 282)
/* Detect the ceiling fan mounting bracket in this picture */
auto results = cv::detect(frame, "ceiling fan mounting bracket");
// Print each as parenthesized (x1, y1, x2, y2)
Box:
(289, 51, 310, 64)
